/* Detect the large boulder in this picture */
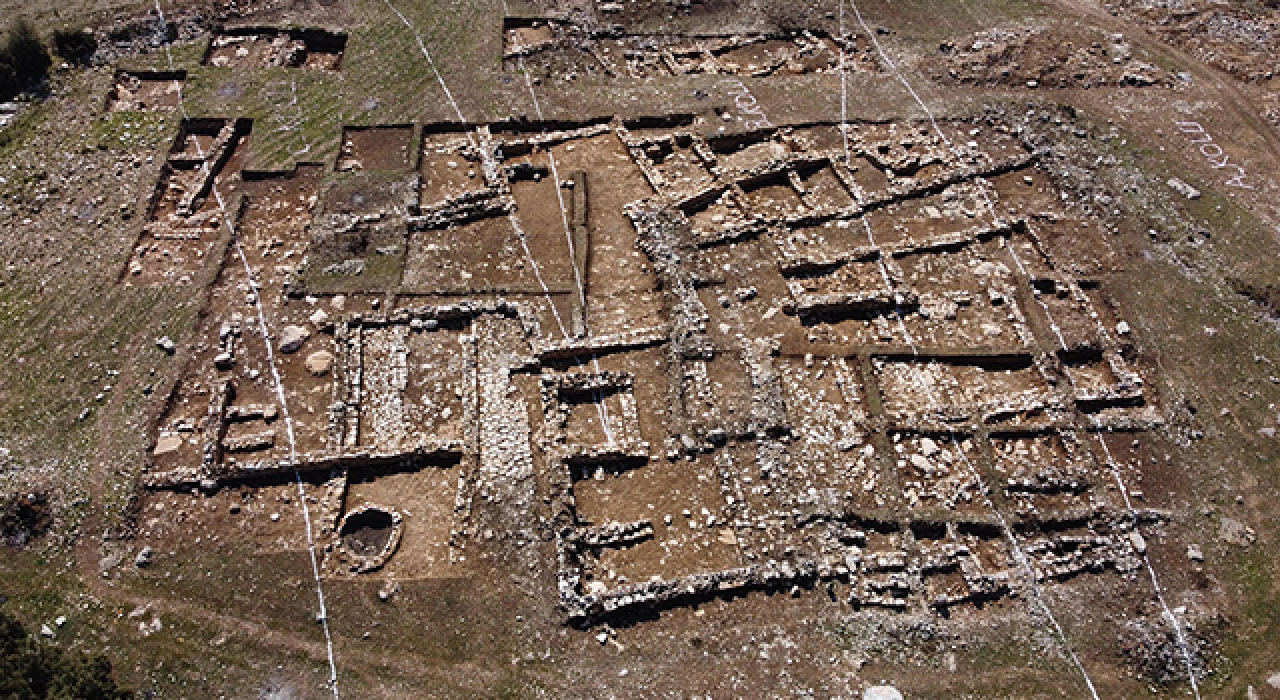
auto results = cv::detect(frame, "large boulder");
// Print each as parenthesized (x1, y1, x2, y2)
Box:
(306, 351, 334, 376)
(152, 434, 183, 456)
(864, 686, 904, 700)
(279, 325, 311, 354)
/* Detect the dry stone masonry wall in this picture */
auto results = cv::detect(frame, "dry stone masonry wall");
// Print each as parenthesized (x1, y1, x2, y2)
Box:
(125, 58, 1166, 626)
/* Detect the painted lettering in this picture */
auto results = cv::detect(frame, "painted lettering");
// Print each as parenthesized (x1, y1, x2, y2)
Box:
(1174, 120, 1254, 190)
(1225, 167, 1255, 190)
(721, 79, 772, 129)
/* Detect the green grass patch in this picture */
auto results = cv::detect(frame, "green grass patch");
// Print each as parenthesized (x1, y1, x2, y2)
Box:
(86, 110, 173, 152)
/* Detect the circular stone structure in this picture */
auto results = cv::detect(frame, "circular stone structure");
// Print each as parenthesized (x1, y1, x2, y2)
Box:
(336, 505, 403, 573)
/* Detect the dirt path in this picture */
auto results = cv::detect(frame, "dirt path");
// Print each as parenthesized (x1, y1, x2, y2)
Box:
(1050, 0, 1280, 226)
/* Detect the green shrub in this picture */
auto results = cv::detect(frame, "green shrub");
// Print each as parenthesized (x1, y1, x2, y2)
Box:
(0, 608, 133, 699)
(6, 20, 50, 86)
(0, 59, 17, 100)
(52, 29, 96, 66)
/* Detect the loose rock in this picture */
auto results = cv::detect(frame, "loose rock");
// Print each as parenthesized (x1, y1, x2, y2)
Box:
(864, 685, 904, 700)
(306, 350, 334, 376)
(279, 325, 311, 353)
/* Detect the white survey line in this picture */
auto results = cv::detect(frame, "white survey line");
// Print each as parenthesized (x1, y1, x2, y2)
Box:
(387, 0, 619, 443)
(846, 0, 950, 146)
(983, 137, 1203, 700)
(843, 0, 1201, 690)
(380, 0, 467, 126)
(857, 211, 1100, 700)
(838, 0, 852, 167)
(511, 41, 617, 443)
(152, 2, 340, 696)
(837, 5, 1098, 695)
(1007, 223, 1204, 698)
(382, 0, 577, 337)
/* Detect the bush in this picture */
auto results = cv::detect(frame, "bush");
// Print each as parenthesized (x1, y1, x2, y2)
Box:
(6, 20, 50, 86)
(0, 60, 17, 100)
(0, 608, 133, 699)
(53, 29, 97, 66)
(1, 492, 52, 548)
(0, 20, 52, 101)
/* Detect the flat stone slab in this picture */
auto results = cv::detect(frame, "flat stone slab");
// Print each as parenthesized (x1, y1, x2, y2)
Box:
(864, 686, 904, 700)
(280, 324, 311, 353)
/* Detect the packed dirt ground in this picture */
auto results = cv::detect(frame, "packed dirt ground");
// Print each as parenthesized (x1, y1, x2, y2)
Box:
(2, 0, 1280, 698)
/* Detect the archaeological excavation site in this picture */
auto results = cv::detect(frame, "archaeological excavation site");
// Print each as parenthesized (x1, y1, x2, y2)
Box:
(1, 0, 1280, 697)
